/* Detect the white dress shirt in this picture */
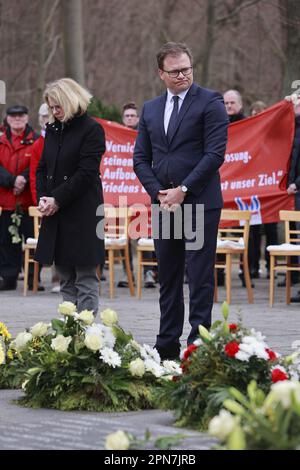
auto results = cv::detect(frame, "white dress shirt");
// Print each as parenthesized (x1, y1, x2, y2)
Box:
(164, 88, 190, 135)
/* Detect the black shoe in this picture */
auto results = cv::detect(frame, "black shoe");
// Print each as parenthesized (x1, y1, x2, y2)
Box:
(239, 273, 254, 288)
(117, 278, 129, 288)
(291, 295, 300, 303)
(250, 271, 260, 279)
(278, 278, 299, 287)
(100, 274, 106, 281)
(154, 345, 180, 361)
(28, 284, 45, 292)
(0, 279, 17, 291)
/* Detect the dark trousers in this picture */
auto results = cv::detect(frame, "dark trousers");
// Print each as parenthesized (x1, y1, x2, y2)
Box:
(0, 210, 34, 281)
(154, 207, 221, 353)
(251, 223, 278, 273)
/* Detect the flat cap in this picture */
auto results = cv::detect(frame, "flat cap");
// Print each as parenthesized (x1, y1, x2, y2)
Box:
(6, 105, 28, 115)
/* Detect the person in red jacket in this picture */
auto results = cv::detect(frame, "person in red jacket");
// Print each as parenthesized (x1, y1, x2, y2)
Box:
(0, 105, 38, 290)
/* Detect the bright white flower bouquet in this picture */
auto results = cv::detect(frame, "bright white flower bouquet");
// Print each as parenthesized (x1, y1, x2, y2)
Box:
(6, 303, 181, 411)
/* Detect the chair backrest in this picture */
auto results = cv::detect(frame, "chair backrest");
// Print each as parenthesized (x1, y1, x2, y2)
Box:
(104, 206, 129, 240)
(219, 209, 252, 250)
(28, 206, 42, 239)
(279, 210, 300, 244)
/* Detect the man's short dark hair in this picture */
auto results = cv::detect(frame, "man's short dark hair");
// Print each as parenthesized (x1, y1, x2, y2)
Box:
(156, 42, 193, 70)
(123, 102, 138, 114)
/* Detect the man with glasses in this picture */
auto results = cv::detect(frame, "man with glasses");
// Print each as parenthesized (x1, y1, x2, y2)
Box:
(134, 42, 228, 360)
(0, 105, 38, 290)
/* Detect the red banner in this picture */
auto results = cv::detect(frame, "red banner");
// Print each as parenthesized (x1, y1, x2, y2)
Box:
(221, 100, 295, 224)
(95, 118, 149, 207)
(96, 100, 295, 224)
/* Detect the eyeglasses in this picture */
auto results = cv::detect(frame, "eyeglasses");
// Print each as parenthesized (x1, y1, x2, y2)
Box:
(162, 66, 193, 78)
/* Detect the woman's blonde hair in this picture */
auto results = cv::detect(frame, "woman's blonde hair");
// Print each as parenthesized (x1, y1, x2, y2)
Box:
(44, 78, 92, 123)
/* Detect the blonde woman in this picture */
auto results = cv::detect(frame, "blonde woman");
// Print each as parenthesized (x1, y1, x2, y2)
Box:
(35, 78, 105, 314)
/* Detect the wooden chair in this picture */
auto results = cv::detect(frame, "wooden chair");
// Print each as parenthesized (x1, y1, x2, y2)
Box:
(214, 209, 253, 304)
(104, 206, 135, 299)
(267, 210, 300, 307)
(23, 206, 42, 296)
(136, 238, 157, 299)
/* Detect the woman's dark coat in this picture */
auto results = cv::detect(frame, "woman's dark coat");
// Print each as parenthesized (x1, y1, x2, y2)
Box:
(35, 113, 106, 266)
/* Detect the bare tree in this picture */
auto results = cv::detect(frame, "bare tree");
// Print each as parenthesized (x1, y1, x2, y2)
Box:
(62, 0, 85, 85)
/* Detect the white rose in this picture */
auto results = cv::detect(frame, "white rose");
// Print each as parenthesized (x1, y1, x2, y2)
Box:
(76, 310, 95, 325)
(105, 430, 130, 450)
(58, 301, 77, 316)
(84, 332, 103, 352)
(51, 335, 72, 353)
(208, 410, 237, 440)
(30, 322, 50, 338)
(129, 358, 145, 377)
(12, 332, 33, 352)
(100, 308, 118, 326)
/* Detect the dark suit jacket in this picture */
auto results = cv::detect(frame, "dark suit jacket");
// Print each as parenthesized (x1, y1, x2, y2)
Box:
(133, 83, 228, 209)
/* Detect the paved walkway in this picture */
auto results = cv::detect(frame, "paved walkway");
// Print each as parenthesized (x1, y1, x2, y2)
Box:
(1, 266, 299, 450)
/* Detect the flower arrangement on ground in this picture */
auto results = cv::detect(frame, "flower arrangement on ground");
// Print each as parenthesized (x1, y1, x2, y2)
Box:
(6, 303, 181, 411)
(209, 379, 300, 450)
(158, 302, 294, 430)
(0, 321, 14, 389)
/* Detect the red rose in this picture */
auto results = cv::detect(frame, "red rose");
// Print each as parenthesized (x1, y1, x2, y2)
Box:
(183, 344, 198, 361)
(266, 348, 277, 361)
(271, 368, 289, 383)
(224, 341, 240, 357)
(229, 324, 238, 331)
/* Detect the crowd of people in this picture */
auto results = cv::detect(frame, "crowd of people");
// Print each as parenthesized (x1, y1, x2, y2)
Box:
(0, 43, 300, 349)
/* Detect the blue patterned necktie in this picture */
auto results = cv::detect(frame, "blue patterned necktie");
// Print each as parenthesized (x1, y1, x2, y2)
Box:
(167, 95, 179, 143)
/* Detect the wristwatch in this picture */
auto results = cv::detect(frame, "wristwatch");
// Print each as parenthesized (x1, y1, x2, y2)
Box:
(180, 185, 188, 194)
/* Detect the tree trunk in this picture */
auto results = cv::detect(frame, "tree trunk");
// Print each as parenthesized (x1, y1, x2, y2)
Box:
(62, 0, 85, 85)
(281, 0, 300, 96)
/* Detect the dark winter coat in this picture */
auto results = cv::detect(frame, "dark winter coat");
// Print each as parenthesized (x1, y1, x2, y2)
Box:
(287, 115, 300, 189)
(35, 113, 106, 266)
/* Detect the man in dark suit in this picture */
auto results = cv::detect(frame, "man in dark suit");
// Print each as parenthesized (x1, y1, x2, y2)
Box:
(133, 42, 228, 360)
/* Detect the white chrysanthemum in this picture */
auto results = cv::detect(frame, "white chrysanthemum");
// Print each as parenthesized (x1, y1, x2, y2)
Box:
(105, 430, 130, 450)
(129, 358, 145, 377)
(238, 337, 269, 360)
(100, 308, 118, 326)
(144, 358, 164, 377)
(249, 329, 266, 344)
(75, 310, 95, 325)
(162, 360, 182, 375)
(51, 335, 72, 353)
(58, 301, 77, 316)
(235, 350, 251, 362)
(85, 324, 116, 349)
(140, 344, 161, 364)
(11, 331, 33, 352)
(208, 410, 237, 440)
(30, 322, 50, 338)
(100, 347, 121, 368)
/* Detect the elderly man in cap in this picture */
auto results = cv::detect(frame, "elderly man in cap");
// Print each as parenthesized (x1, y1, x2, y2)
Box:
(0, 105, 38, 290)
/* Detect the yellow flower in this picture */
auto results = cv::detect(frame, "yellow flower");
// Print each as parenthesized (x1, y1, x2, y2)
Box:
(6, 349, 14, 360)
(0, 322, 11, 340)
(105, 430, 130, 450)
(0, 343, 5, 365)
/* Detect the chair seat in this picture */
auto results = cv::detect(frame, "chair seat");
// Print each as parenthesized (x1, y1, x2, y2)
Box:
(217, 237, 244, 249)
(267, 243, 300, 252)
(25, 237, 38, 246)
(137, 238, 154, 248)
(105, 236, 127, 247)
